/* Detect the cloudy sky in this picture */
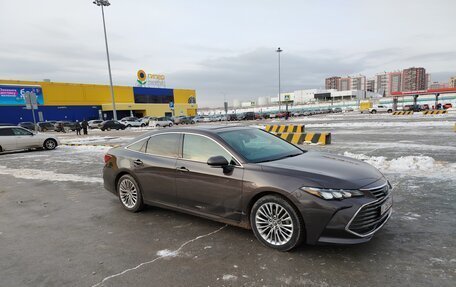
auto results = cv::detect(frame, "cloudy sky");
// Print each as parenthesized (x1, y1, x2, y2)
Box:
(1, 0, 455, 107)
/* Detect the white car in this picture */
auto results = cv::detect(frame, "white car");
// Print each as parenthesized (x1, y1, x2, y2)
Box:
(149, 117, 173, 128)
(119, 117, 144, 128)
(0, 126, 60, 152)
(369, 105, 393, 114)
(88, 120, 103, 129)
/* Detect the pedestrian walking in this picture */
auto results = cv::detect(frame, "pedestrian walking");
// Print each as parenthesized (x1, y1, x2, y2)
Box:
(81, 119, 88, 135)
(75, 121, 82, 135)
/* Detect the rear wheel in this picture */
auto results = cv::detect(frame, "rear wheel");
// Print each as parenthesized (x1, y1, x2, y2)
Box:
(371, 110, 377, 114)
(168, 123, 173, 127)
(117, 174, 144, 212)
(387, 109, 393, 113)
(43, 139, 57, 150)
(250, 195, 304, 251)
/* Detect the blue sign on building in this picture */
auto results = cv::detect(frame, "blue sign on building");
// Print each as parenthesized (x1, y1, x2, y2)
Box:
(0, 85, 44, 105)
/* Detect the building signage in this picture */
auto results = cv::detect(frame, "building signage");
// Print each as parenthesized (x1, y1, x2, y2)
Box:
(0, 85, 44, 105)
(136, 69, 166, 87)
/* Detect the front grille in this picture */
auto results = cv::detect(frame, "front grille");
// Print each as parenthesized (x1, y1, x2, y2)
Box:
(368, 184, 389, 200)
(347, 183, 392, 236)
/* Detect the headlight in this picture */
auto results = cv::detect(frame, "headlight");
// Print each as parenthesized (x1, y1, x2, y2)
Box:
(300, 187, 364, 200)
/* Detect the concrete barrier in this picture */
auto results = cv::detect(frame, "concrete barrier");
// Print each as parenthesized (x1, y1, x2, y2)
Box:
(422, 110, 448, 115)
(275, 132, 331, 145)
(392, 111, 414, 115)
(265, 124, 304, 133)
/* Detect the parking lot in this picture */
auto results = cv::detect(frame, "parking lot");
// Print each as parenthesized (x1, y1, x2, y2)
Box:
(1, 112, 455, 287)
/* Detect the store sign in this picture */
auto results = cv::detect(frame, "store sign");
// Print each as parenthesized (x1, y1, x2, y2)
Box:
(136, 70, 166, 87)
(0, 85, 44, 105)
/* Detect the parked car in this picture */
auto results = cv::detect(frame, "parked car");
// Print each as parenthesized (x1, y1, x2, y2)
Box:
(226, 114, 238, 121)
(37, 122, 56, 132)
(120, 117, 144, 128)
(103, 126, 392, 251)
(88, 120, 104, 129)
(140, 116, 155, 125)
(443, 103, 453, 109)
(0, 126, 60, 152)
(149, 117, 173, 127)
(54, 121, 77, 132)
(100, 120, 126, 131)
(191, 116, 206, 123)
(332, 107, 343, 113)
(174, 116, 193, 125)
(369, 105, 393, 114)
(18, 122, 36, 131)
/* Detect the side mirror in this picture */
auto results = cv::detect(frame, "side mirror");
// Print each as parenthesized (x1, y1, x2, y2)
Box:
(207, 156, 229, 167)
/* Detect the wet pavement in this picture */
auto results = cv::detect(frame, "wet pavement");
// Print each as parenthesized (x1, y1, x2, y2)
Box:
(0, 112, 455, 286)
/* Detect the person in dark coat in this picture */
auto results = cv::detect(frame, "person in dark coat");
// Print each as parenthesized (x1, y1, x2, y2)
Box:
(81, 120, 88, 135)
(75, 121, 81, 135)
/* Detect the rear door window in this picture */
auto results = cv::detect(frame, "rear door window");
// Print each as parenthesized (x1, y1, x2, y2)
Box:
(0, 128, 14, 136)
(127, 138, 148, 153)
(146, 133, 180, 158)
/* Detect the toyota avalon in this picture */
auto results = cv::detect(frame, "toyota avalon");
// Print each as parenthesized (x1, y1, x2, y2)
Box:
(103, 126, 392, 251)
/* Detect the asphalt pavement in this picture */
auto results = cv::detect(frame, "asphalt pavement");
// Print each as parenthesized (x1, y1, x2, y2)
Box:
(0, 112, 455, 286)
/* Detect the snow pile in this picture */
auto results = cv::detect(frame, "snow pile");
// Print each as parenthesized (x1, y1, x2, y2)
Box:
(305, 120, 453, 129)
(61, 136, 133, 145)
(59, 145, 111, 153)
(0, 165, 103, 183)
(343, 152, 456, 179)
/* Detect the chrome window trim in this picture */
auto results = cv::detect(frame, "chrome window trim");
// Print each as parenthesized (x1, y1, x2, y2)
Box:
(345, 190, 393, 238)
(123, 131, 243, 167)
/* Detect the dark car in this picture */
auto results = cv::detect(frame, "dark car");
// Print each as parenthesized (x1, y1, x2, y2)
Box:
(100, 120, 126, 131)
(37, 122, 56, 132)
(173, 116, 193, 125)
(18, 122, 36, 131)
(54, 121, 77, 132)
(226, 114, 238, 121)
(103, 126, 392, 251)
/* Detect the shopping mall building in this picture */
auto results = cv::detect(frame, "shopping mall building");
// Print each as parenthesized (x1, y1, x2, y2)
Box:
(0, 78, 197, 124)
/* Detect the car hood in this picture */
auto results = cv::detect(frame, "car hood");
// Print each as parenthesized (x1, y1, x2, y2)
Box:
(259, 151, 384, 189)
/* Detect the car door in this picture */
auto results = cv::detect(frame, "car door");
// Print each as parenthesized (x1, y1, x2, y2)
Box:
(0, 128, 17, 151)
(175, 133, 244, 221)
(130, 133, 181, 205)
(11, 127, 38, 149)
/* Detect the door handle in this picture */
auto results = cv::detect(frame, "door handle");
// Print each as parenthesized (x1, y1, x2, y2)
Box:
(176, 166, 189, 172)
(133, 159, 143, 166)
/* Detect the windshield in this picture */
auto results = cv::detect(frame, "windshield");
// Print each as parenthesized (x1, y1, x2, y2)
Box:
(218, 128, 304, 163)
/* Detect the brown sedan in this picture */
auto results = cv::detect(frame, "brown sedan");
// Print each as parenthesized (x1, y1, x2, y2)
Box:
(103, 126, 392, 251)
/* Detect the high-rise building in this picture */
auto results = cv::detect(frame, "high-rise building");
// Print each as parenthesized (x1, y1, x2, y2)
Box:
(351, 75, 366, 91)
(339, 77, 351, 91)
(325, 77, 340, 90)
(366, 79, 375, 92)
(402, 67, 426, 91)
(429, 82, 449, 89)
(376, 73, 388, 95)
(450, 76, 456, 88)
(389, 72, 402, 94)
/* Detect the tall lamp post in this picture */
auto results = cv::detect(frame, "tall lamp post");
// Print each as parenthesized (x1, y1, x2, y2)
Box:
(93, 0, 117, 120)
(276, 47, 283, 112)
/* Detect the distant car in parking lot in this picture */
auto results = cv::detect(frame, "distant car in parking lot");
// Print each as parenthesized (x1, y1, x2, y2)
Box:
(0, 126, 60, 152)
(120, 117, 144, 128)
(88, 120, 103, 129)
(173, 116, 193, 125)
(37, 122, 56, 132)
(54, 121, 77, 132)
(443, 103, 453, 109)
(149, 117, 173, 127)
(18, 122, 36, 131)
(332, 107, 343, 113)
(369, 105, 393, 114)
(100, 120, 126, 131)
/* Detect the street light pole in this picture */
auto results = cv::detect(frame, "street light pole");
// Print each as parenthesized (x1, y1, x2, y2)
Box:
(93, 0, 117, 120)
(276, 47, 283, 112)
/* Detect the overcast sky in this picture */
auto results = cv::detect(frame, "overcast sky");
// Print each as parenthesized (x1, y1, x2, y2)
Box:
(1, 0, 455, 107)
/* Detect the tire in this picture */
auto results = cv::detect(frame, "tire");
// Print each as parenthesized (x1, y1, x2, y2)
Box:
(43, 139, 57, 150)
(250, 195, 305, 251)
(387, 109, 392, 113)
(107, 128, 111, 131)
(117, 174, 144, 212)
(101, 129, 105, 131)
(0, 146, 3, 152)
(371, 110, 377, 114)
(156, 124, 160, 128)
(126, 125, 131, 128)
(168, 123, 173, 127)
(141, 123, 146, 127)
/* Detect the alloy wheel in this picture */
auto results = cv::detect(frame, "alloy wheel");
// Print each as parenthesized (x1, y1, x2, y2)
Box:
(119, 178, 138, 208)
(255, 202, 294, 246)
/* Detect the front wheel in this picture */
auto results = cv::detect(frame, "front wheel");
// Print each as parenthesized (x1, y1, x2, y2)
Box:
(117, 174, 144, 212)
(43, 139, 57, 150)
(168, 123, 173, 127)
(371, 110, 377, 114)
(250, 195, 305, 251)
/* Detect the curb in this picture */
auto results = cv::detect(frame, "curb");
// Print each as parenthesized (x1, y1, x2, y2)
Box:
(62, 143, 120, 148)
